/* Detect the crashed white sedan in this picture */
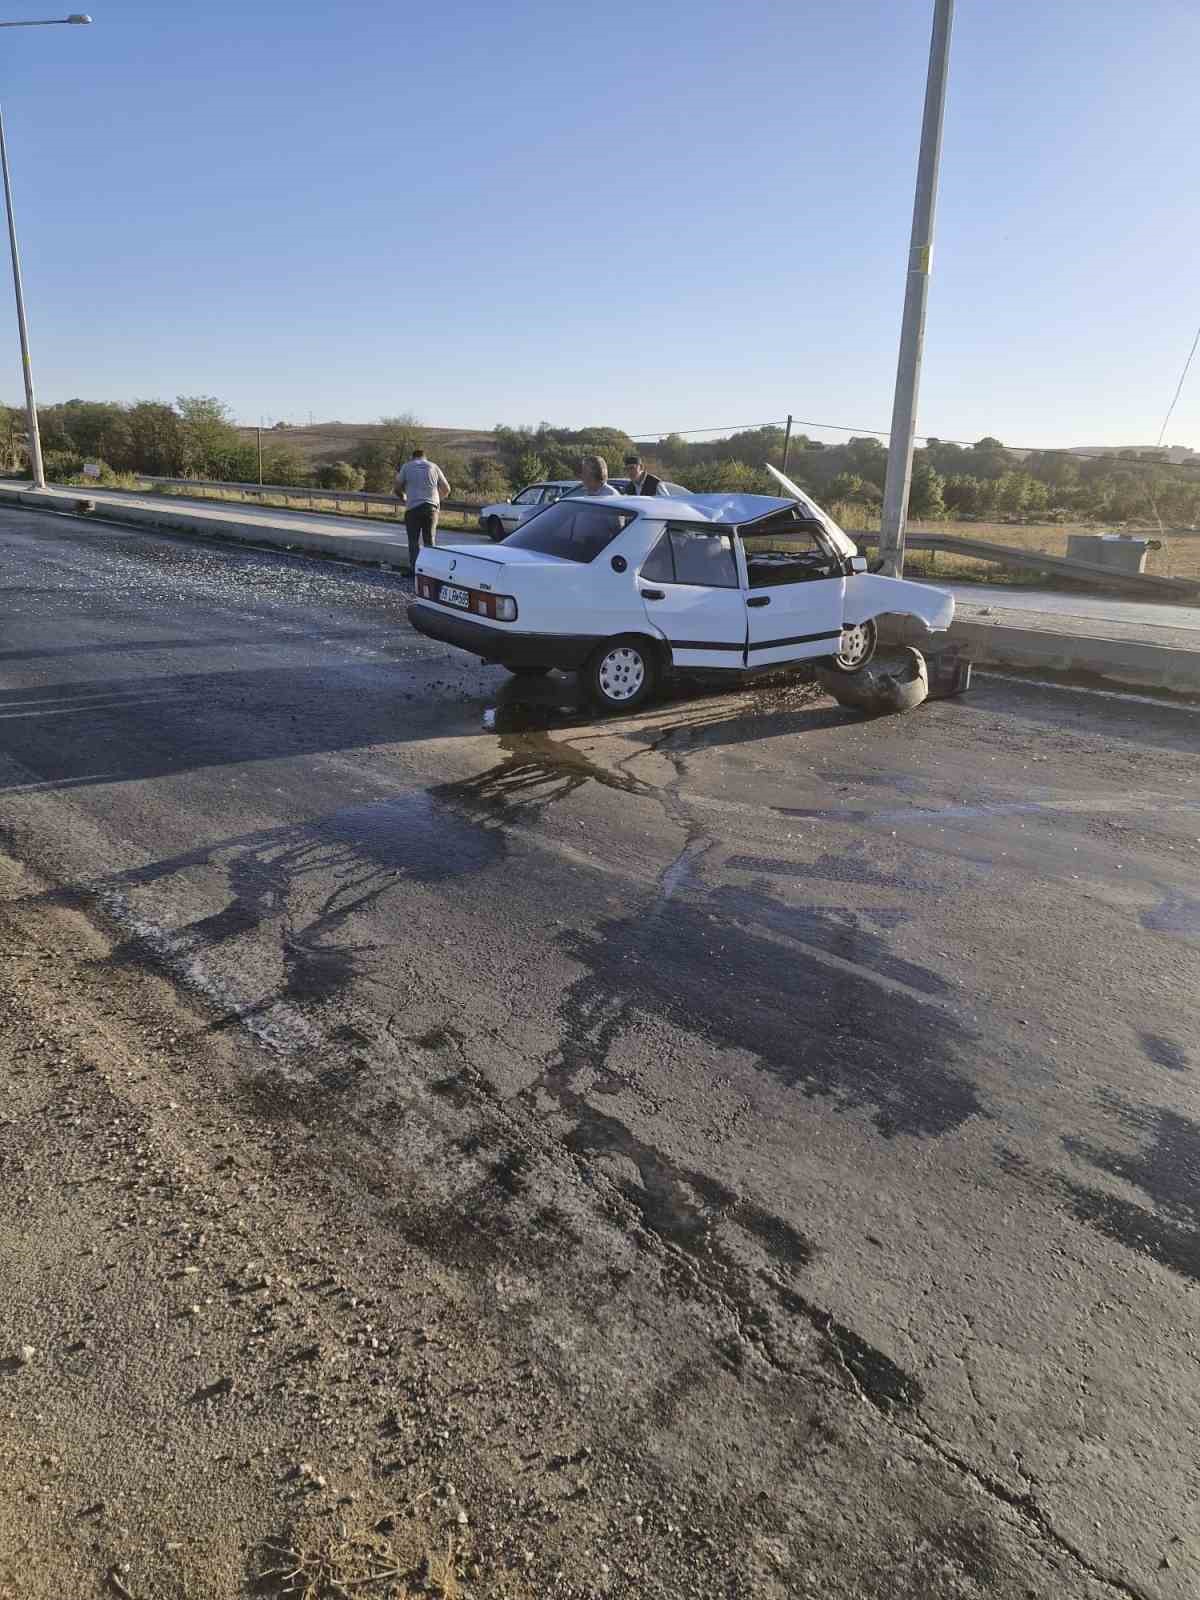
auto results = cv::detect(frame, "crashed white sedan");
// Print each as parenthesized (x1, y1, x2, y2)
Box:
(409, 466, 953, 713)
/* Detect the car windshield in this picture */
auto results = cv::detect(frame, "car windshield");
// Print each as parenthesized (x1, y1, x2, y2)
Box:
(503, 501, 635, 563)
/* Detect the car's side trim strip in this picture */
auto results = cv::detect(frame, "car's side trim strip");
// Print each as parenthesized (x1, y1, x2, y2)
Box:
(747, 629, 843, 652)
(667, 639, 746, 651)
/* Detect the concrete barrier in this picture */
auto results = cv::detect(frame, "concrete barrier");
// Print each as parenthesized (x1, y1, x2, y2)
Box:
(951, 618, 1200, 697)
(0, 484, 414, 568)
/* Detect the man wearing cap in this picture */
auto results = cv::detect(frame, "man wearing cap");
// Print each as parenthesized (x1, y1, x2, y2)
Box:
(624, 453, 663, 497)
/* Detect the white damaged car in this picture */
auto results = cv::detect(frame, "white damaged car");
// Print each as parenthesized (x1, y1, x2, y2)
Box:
(409, 465, 954, 713)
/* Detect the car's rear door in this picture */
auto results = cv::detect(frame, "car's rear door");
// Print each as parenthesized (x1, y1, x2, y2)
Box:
(741, 518, 846, 668)
(639, 524, 746, 670)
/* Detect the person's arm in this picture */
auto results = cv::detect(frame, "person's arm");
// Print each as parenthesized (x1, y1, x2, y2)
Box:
(437, 467, 451, 498)
(395, 465, 406, 503)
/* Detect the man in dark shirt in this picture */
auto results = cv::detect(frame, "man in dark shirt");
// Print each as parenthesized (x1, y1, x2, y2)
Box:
(624, 453, 662, 497)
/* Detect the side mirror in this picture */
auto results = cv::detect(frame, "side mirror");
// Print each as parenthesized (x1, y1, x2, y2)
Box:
(849, 556, 868, 574)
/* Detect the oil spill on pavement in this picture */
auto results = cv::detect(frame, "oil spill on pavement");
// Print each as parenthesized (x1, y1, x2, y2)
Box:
(440, 726, 648, 816)
(1001, 1093, 1200, 1283)
(543, 1086, 924, 1412)
(307, 791, 504, 879)
(709, 884, 952, 1000)
(1141, 887, 1200, 940)
(548, 881, 974, 1135)
(1139, 1031, 1190, 1072)
(96, 787, 506, 1026)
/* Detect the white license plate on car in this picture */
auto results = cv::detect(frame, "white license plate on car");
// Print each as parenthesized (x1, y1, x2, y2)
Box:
(439, 584, 470, 609)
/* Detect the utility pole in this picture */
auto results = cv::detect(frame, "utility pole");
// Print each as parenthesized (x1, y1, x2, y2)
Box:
(781, 414, 794, 478)
(0, 102, 42, 488)
(257, 418, 263, 485)
(877, 0, 954, 576)
(0, 15, 92, 490)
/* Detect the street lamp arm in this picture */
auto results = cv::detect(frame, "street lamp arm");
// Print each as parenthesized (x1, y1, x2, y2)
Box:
(0, 16, 92, 26)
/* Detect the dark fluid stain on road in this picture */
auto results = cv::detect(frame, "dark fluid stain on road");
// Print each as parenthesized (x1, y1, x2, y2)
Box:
(709, 885, 952, 1001)
(774, 1286, 925, 1410)
(1139, 1031, 1190, 1072)
(440, 726, 647, 819)
(1141, 888, 1200, 941)
(102, 788, 504, 1016)
(1055, 1095, 1200, 1282)
(310, 790, 504, 880)
(554, 882, 978, 1129)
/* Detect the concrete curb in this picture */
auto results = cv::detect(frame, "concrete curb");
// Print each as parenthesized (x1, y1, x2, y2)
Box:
(950, 618, 1200, 697)
(0, 484, 415, 570)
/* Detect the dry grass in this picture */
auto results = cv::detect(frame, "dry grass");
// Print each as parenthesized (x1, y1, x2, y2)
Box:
(835, 509, 1200, 584)
(256, 1518, 461, 1600)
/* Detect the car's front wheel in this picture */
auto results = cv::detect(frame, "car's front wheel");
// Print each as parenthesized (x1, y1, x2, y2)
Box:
(828, 619, 878, 673)
(487, 516, 506, 542)
(585, 638, 657, 713)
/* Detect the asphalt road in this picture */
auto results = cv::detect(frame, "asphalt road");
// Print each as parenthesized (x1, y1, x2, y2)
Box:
(1, 505, 1198, 1597)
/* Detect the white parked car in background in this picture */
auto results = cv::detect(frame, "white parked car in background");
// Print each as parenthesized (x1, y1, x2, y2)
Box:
(414, 466, 953, 712)
(477, 476, 690, 541)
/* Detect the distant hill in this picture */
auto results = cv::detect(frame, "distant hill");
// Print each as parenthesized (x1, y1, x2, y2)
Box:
(233, 420, 497, 467)
(1066, 444, 1198, 462)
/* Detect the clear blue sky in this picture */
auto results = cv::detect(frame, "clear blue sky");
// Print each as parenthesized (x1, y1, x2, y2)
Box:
(5, 0, 1199, 448)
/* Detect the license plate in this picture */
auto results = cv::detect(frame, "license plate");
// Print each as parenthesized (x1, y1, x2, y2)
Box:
(439, 584, 470, 609)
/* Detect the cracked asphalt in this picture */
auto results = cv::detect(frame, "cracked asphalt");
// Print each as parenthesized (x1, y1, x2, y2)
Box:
(0, 506, 1197, 1598)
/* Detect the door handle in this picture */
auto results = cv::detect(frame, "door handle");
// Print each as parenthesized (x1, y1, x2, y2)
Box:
(747, 596, 771, 608)
(640, 589, 666, 601)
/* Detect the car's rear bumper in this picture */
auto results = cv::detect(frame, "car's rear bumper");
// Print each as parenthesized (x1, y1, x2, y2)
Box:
(407, 602, 600, 670)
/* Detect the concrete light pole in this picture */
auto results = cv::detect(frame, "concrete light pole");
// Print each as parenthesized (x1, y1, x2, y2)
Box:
(877, 0, 953, 576)
(0, 14, 91, 490)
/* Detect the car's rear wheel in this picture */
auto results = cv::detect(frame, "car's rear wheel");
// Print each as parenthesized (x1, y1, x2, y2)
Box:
(585, 637, 657, 713)
(828, 619, 878, 673)
(487, 516, 506, 542)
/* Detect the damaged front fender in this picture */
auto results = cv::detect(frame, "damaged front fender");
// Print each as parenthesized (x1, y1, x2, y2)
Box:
(845, 574, 954, 633)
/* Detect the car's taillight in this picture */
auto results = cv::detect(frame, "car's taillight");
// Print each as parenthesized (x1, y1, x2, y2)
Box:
(494, 596, 518, 622)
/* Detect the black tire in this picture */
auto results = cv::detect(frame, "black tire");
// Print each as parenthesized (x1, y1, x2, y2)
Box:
(827, 619, 878, 674)
(501, 664, 551, 677)
(585, 637, 657, 713)
(487, 516, 506, 542)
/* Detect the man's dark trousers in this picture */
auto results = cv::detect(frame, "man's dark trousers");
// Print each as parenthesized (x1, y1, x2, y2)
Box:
(404, 502, 438, 572)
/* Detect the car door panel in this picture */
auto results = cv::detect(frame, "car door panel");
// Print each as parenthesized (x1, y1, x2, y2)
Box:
(742, 529, 846, 668)
(639, 527, 746, 669)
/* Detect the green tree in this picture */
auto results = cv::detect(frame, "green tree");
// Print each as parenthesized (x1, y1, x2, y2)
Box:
(909, 461, 946, 518)
(175, 395, 242, 478)
(126, 401, 184, 476)
(316, 460, 366, 491)
(262, 447, 310, 487)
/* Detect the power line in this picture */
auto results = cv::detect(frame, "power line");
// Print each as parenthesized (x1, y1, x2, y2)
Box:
(629, 415, 1200, 471)
(1156, 323, 1200, 449)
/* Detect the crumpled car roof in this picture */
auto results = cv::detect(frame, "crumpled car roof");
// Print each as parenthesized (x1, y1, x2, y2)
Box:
(597, 490, 859, 558)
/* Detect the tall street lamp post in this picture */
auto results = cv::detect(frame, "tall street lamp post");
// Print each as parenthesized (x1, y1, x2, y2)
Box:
(0, 14, 91, 490)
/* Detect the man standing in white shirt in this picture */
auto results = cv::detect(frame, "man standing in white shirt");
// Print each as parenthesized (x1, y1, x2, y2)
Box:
(395, 447, 451, 572)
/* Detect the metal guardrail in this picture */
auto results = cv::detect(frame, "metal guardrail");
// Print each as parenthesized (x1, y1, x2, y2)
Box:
(101, 472, 481, 519)
(857, 531, 1200, 598)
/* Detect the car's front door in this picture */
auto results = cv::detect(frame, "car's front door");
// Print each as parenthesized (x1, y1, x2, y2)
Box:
(639, 524, 746, 669)
(740, 518, 846, 668)
(508, 486, 546, 529)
